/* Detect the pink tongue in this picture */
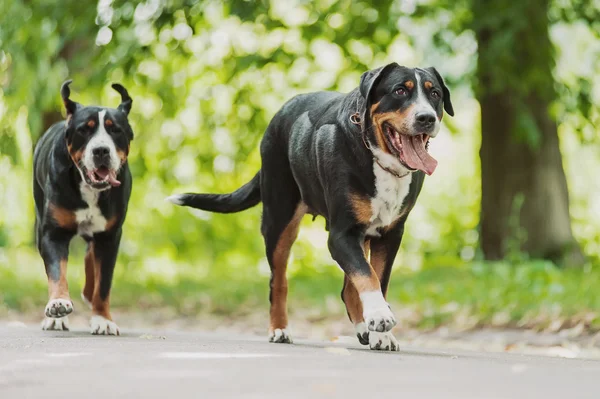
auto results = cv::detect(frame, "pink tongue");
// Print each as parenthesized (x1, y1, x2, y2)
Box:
(95, 168, 109, 179)
(94, 168, 121, 187)
(107, 170, 121, 187)
(399, 135, 438, 175)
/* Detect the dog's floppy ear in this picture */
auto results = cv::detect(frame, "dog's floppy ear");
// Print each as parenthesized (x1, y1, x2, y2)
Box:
(61, 80, 80, 119)
(426, 67, 454, 117)
(111, 83, 133, 116)
(359, 62, 399, 103)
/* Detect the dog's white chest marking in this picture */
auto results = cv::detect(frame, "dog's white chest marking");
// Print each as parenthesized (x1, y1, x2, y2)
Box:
(365, 161, 413, 237)
(76, 183, 108, 237)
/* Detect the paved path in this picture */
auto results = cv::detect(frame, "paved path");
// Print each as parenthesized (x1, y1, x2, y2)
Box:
(1, 322, 599, 398)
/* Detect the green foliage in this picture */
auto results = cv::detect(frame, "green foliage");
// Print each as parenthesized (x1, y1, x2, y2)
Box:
(2, 247, 600, 331)
(0, 0, 476, 273)
(410, 0, 600, 146)
(398, 260, 600, 330)
(0, 0, 598, 324)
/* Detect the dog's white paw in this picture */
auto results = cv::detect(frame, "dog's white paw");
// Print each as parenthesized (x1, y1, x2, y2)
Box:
(81, 292, 93, 309)
(365, 307, 396, 332)
(90, 315, 120, 336)
(269, 328, 293, 344)
(45, 298, 74, 318)
(368, 331, 400, 351)
(42, 316, 70, 331)
(355, 322, 369, 345)
(360, 291, 396, 332)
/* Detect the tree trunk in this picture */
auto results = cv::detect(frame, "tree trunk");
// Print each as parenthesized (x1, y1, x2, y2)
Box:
(474, 0, 584, 266)
(41, 111, 63, 134)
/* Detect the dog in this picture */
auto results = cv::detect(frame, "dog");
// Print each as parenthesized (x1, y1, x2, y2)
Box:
(168, 63, 454, 350)
(33, 80, 134, 335)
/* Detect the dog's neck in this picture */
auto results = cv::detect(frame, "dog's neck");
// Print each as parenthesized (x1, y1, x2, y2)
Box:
(374, 158, 410, 179)
(370, 147, 412, 179)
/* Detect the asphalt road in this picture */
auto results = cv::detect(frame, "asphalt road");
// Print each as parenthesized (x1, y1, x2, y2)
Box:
(1, 322, 599, 398)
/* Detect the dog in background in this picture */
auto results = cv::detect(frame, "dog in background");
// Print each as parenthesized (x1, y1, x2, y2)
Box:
(33, 80, 134, 335)
(168, 63, 454, 350)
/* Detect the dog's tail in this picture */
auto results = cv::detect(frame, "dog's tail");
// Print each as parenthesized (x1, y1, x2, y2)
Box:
(166, 172, 261, 213)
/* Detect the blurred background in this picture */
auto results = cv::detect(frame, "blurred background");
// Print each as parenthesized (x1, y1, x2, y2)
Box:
(0, 0, 599, 337)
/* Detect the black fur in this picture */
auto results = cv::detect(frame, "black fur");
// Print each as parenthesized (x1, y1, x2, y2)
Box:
(34, 80, 134, 326)
(171, 63, 454, 343)
(176, 173, 260, 213)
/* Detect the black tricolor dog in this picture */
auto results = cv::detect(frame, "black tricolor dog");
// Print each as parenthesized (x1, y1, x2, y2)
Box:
(168, 63, 454, 350)
(33, 80, 134, 335)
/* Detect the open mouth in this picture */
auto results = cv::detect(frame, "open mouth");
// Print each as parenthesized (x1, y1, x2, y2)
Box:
(86, 166, 121, 187)
(383, 124, 437, 175)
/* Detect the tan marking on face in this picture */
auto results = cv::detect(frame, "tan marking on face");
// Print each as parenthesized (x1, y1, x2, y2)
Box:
(49, 203, 77, 230)
(349, 192, 372, 225)
(342, 238, 371, 324)
(370, 102, 387, 152)
(117, 149, 127, 164)
(270, 203, 307, 330)
(48, 259, 70, 300)
(83, 242, 95, 305)
(67, 143, 84, 166)
(91, 257, 112, 320)
(424, 81, 433, 90)
(405, 80, 414, 90)
(87, 120, 96, 128)
(105, 119, 113, 127)
(369, 104, 415, 154)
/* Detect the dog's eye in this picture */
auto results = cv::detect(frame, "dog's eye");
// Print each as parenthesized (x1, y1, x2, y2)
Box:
(431, 90, 441, 99)
(395, 88, 407, 96)
(78, 125, 93, 135)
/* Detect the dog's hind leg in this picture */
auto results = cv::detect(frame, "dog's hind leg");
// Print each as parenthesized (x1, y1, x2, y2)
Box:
(260, 168, 305, 344)
(369, 223, 404, 299)
(82, 241, 95, 309)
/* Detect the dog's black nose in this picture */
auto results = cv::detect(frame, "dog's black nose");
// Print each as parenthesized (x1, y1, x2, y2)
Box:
(415, 112, 436, 128)
(92, 147, 111, 165)
(93, 147, 110, 158)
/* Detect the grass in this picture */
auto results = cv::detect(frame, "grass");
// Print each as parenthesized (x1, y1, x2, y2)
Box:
(390, 260, 600, 330)
(2, 247, 600, 332)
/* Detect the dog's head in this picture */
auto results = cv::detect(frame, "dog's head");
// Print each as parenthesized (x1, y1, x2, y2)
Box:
(360, 63, 454, 175)
(61, 80, 133, 190)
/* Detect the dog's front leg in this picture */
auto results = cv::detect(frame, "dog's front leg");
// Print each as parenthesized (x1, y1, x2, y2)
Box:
(328, 228, 397, 334)
(40, 228, 74, 331)
(88, 228, 122, 335)
(345, 223, 406, 351)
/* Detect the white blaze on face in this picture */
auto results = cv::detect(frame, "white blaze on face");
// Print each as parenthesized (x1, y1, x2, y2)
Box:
(413, 71, 441, 138)
(82, 110, 120, 172)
